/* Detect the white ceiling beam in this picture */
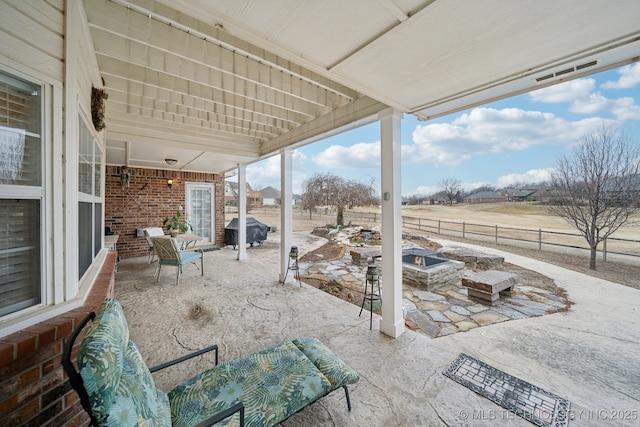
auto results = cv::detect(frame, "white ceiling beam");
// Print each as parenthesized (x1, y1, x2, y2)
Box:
(88, 0, 355, 107)
(89, 25, 345, 113)
(107, 96, 280, 140)
(261, 96, 387, 156)
(106, 111, 263, 150)
(96, 58, 313, 126)
(103, 0, 361, 99)
(103, 74, 301, 130)
(107, 89, 284, 138)
(106, 125, 260, 158)
(375, 0, 409, 22)
(92, 45, 321, 122)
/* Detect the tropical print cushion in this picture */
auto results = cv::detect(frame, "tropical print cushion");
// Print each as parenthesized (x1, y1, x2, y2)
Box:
(168, 341, 333, 427)
(110, 340, 171, 426)
(156, 390, 172, 426)
(78, 298, 130, 424)
(292, 338, 360, 388)
(77, 298, 171, 426)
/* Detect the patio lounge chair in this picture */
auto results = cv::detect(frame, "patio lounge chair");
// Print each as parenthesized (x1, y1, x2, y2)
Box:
(62, 298, 360, 426)
(143, 227, 165, 264)
(150, 236, 203, 285)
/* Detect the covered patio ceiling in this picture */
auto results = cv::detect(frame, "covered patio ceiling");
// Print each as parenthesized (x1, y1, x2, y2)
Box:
(86, 0, 640, 175)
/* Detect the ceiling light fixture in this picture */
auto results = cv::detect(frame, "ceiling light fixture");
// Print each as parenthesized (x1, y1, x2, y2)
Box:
(165, 158, 177, 165)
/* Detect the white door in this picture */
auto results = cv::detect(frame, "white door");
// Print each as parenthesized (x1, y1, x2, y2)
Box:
(186, 183, 214, 244)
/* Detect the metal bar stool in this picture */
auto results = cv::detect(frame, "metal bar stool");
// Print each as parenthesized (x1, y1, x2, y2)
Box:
(282, 246, 302, 286)
(359, 265, 381, 329)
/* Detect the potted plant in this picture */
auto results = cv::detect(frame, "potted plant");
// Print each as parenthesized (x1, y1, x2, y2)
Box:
(163, 206, 191, 237)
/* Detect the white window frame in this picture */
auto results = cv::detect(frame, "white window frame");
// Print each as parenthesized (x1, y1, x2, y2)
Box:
(0, 66, 47, 322)
(186, 182, 215, 244)
(77, 112, 105, 281)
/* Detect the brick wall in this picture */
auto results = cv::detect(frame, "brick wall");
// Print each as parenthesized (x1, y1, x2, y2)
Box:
(105, 166, 226, 259)
(0, 252, 117, 426)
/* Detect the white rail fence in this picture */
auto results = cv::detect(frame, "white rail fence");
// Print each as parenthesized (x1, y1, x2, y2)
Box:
(230, 206, 640, 266)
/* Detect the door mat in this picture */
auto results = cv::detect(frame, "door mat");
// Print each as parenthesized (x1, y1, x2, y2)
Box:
(443, 353, 570, 427)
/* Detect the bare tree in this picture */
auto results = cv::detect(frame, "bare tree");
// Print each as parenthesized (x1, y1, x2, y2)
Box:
(302, 173, 379, 225)
(439, 178, 463, 205)
(466, 184, 496, 196)
(548, 125, 640, 270)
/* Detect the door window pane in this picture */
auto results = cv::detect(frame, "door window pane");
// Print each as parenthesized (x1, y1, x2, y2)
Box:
(188, 185, 212, 242)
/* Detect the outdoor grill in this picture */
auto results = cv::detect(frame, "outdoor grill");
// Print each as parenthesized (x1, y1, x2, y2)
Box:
(224, 217, 269, 248)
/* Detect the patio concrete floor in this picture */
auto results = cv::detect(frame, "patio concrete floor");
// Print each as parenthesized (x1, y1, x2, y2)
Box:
(113, 231, 640, 426)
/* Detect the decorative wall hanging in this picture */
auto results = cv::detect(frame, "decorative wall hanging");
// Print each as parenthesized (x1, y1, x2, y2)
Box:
(123, 183, 149, 210)
(120, 166, 131, 188)
(91, 87, 108, 131)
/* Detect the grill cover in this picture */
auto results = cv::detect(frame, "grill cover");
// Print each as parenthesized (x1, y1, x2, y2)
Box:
(224, 217, 269, 246)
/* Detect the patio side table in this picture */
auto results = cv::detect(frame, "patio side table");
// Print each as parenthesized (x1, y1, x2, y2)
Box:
(282, 246, 302, 286)
(359, 265, 381, 330)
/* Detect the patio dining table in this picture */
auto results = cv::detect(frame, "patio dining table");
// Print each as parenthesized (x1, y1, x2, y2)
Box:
(174, 233, 203, 250)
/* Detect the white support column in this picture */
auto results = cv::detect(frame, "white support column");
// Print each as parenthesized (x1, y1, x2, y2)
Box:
(237, 164, 247, 260)
(63, 0, 80, 300)
(279, 149, 293, 282)
(379, 107, 405, 338)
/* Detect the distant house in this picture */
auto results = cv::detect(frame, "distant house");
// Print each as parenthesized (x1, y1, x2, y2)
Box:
(500, 185, 554, 203)
(505, 189, 536, 202)
(430, 191, 461, 205)
(225, 180, 262, 207)
(464, 191, 505, 204)
(260, 186, 281, 205)
(224, 180, 238, 206)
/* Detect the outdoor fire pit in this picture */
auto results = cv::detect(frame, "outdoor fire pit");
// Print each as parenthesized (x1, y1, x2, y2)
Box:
(402, 248, 450, 268)
(400, 248, 464, 290)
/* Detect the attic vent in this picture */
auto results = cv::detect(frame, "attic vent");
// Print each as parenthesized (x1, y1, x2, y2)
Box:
(555, 67, 574, 76)
(536, 73, 554, 82)
(576, 60, 598, 70)
(535, 60, 598, 82)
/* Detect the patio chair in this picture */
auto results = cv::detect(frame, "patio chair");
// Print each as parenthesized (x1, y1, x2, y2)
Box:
(143, 226, 165, 264)
(150, 236, 203, 285)
(62, 298, 358, 427)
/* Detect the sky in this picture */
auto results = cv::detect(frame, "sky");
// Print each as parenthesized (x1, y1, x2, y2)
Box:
(242, 63, 640, 197)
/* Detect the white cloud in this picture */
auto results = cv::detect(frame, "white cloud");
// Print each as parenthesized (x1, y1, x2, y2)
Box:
(601, 63, 640, 89)
(610, 97, 640, 121)
(528, 78, 596, 103)
(568, 93, 640, 120)
(527, 70, 640, 121)
(569, 92, 610, 114)
(497, 169, 552, 188)
(463, 181, 494, 192)
(246, 150, 308, 193)
(406, 107, 612, 167)
(414, 185, 439, 196)
(313, 141, 380, 169)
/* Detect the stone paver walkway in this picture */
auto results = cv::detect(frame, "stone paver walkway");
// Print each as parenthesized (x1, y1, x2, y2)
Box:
(299, 228, 570, 338)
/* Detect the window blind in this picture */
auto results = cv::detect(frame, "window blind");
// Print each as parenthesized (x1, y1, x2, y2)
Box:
(0, 199, 41, 316)
(0, 73, 41, 186)
(0, 69, 43, 318)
